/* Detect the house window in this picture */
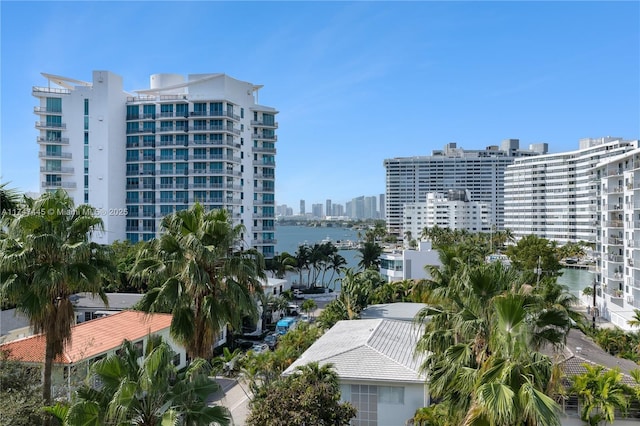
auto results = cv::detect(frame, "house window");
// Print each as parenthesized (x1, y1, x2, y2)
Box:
(173, 353, 181, 366)
(378, 386, 404, 404)
(133, 340, 144, 358)
(350, 384, 378, 425)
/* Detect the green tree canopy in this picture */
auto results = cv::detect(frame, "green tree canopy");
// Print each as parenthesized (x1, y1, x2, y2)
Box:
(246, 362, 356, 426)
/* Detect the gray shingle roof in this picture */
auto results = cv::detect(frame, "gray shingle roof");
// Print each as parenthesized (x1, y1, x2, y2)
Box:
(284, 319, 427, 383)
(70, 292, 143, 310)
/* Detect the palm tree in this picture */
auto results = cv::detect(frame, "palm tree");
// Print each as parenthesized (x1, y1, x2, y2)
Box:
(131, 204, 265, 359)
(0, 190, 116, 405)
(415, 255, 570, 425)
(357, 241, 382, 271)
(628, 309, 640, 328)
(266, 252, 296, 279)
(0, 182, 21, 214)
(293, 244, 311, 287)
(326, 252, 347, 289)
(63, 337, 230, 425)
(570, 364, 630, 425)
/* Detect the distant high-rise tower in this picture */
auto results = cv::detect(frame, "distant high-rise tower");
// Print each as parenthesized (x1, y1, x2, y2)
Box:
(312, 203, 323, 218)
(33, 71, 278, 258)
(379, 193, 385, 219)
(299, 199, 306, 215)
(326, 199, 332, 217)
(384, 140, 543, 237)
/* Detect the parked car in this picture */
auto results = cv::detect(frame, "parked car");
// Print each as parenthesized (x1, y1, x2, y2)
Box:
(264, 332, 279, 350)
(250, 343, 269, 354)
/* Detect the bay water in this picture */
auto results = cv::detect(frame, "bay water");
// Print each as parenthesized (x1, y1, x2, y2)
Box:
(274, 224, 593, 294)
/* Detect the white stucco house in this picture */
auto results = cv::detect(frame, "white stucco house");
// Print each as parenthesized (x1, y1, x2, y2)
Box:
(283, 319, 428, 426)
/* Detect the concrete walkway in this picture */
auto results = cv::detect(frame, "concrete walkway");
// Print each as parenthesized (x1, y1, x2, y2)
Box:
(208, 377, 252, 426)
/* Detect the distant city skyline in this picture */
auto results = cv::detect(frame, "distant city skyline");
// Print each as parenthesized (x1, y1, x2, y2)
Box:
(1, 2, 638, 209)
(278, 193, 384, 219)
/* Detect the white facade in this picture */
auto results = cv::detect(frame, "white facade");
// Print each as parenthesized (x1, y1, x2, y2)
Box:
(384, 139, 543, 238)
(34, 72, 278, 258)
(379, 241, 441, 283)
(593, 148, 640, 330)
(403, 189, 490, 239)
(504, 137, 638, 245)
(33, 72, 128, 245)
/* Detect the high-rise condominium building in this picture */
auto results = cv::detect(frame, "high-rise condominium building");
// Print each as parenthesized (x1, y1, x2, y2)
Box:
(325, 199, 332, 218)
(384, 139, 543, 237)
(403, 189, 490, 241)
(504, 137, 638, 245)
(299, 200, 305, 216)
(34, 71, 278, 258)
(592, 147, 640, 329)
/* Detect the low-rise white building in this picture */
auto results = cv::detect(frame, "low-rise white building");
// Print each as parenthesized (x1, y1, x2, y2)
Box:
(283, 318, 428, 426)
(403, 189, 490, 240)
(379, 241, 441, 283)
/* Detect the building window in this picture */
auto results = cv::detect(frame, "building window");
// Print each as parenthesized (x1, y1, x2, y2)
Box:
(378, 386, 404, 404)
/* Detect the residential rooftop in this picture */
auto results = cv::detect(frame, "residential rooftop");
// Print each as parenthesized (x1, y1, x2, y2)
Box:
(0, 311, 172, 365)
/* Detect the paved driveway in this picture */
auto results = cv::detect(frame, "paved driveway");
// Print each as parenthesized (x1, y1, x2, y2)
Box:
(208, 377, 252, 426)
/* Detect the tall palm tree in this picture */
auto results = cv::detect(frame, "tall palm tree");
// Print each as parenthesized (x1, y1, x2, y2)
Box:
(131, 204, 265, 359)
(326, 252, 347, 289)
(0, 190, 115, 404)
(293, 244, 311, 287)
(63, 337, 230, 426)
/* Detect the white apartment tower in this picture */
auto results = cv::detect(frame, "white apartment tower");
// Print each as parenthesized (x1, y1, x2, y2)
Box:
(34, 72, 128, 245)
(504, 137, 638, 245)
(34, 71, 278, 258)
(403, 189, 490, 241)
(384, 139, 543, 237)
(593, 147, 640, 329)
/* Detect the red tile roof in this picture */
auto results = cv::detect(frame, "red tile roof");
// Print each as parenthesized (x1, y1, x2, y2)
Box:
(0, 311, 172, 365)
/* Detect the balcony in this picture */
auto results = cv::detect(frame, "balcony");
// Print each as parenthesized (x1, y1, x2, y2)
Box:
(252, 239, 277, 245)
(252, 225, 275, 232)
(42, 181, 76, 189)
(251, 132, 277, 141)
(32, 86, 71, 96)
(34, 106, 63, 115)
(39, 151, 72, 159)
(604, 220, 623, 228)
(36, 121, 66, 130)
(40, 166, 74, 174)
(607, 237, 623, 245)
(606, 254, 624, 263)
(250, 119, 279, 128)
(37, 136, 69, 144)
(252, 146, 277, 154)
(252, 160, 276, 167)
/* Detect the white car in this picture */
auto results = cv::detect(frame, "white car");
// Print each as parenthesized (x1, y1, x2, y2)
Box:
(250, 343, 269, 354)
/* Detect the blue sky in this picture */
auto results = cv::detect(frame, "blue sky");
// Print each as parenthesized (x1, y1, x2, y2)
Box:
(1, 1, 639, 211)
